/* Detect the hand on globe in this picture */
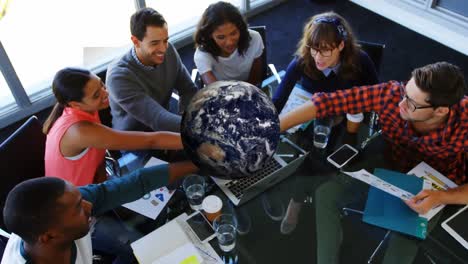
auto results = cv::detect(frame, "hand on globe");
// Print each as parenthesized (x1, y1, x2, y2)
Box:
(181, 81, 280, 179)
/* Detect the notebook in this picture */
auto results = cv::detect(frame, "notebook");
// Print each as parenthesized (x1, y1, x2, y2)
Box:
(442, 205, 468, 250)
(211, 152, 307, 206)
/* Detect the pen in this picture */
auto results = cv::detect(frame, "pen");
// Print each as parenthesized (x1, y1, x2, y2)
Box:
(194, 245, 218, 261)
(360, 129, 382, 149)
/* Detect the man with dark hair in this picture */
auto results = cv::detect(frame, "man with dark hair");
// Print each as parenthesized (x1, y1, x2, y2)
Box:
(280, 61, 467, 264)
(1, 161, 196, 264)
(282, 61, 466, 193)
(107, 7, 198, 133)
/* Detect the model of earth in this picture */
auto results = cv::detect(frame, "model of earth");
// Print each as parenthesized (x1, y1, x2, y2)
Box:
(181, 81, 280, 179)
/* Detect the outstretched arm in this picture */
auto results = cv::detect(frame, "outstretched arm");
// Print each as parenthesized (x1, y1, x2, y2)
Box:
(279, 100, 317, 132)
(405, 184, 468, 214)
(82, 160, 198, 216)
(63, 121, 183, 153)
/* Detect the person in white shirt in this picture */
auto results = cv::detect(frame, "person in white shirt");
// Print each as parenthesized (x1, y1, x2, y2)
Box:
(194, 1, 264, 86)
(1, 162, 197, 264)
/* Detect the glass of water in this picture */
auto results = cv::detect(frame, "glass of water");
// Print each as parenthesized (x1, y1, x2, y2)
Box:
(183, 175, 206, 210)
(313, 117, 333, 149)
(213, 214, 238, 252)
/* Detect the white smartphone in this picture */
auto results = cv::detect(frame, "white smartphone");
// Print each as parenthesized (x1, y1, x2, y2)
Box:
(185, 211, 216, 243)
(327, 144, 359, 169)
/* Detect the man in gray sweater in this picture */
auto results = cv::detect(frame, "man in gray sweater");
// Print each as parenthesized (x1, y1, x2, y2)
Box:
(107, 7, 198, 133)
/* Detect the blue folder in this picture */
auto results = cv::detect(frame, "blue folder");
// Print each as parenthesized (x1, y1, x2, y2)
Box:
(363, 168, 428, 239)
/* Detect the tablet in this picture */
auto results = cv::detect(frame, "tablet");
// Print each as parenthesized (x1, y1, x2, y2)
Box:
(441, 205, 468, 250)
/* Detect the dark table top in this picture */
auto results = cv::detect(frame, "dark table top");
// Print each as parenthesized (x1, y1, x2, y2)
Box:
(121, 121, 468, 264)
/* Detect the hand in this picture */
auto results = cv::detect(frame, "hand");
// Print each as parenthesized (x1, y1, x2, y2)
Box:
(404, 189, 444, 215)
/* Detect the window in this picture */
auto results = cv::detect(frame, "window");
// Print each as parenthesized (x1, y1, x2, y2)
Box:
(146, 0, 242, 39)
(351, 0, 468, 55)
(435, 0, 468, 17)
(0, 73, 15, 112)
(0, 0, 134, 99)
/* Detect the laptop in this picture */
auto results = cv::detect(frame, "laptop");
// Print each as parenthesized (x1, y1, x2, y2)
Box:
(211, 139, 308, 206)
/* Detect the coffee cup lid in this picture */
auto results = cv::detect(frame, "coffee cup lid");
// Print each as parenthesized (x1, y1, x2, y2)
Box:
(202, 195, 222, 213)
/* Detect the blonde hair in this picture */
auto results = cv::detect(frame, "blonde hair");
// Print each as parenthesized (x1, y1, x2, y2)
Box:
(296, 12, 360, 80)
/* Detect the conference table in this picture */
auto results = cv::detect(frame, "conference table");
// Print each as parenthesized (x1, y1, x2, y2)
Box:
(122, 121, 468, 264)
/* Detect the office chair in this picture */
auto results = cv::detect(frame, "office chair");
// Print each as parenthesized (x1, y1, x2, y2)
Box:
(0, 116, 45, 258)
(98, 107, 122, 177)
(358, 40, 385, 136)
(95, 68, 122, 177)
(358, 41, 385, 75)
(191, 25, 280, 90)
(0, 116, 46, 231)
(343, 41, 387, 260)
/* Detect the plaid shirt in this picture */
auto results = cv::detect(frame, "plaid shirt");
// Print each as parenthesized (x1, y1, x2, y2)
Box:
(312, 81, 468, 184)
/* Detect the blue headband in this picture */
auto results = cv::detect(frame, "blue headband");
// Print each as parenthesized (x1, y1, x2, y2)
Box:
(313, 17, 348, 41)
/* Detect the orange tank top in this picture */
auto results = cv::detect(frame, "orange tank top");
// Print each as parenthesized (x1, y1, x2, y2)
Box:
(45, 107, 106, 186)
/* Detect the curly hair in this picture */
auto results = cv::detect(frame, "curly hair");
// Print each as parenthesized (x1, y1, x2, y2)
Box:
(194, 1, 251, 59)
(295, 12, 361, 80)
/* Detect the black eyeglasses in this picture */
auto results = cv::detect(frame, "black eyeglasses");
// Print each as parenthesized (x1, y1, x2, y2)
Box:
(400, 87, 433, 112)
(307, 46, 333, 57)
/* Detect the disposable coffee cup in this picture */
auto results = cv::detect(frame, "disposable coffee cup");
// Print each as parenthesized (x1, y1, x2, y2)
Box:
(202, 195, 223, 222)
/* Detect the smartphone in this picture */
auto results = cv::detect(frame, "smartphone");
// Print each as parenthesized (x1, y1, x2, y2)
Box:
(185, 211, 216, 243)
(327, 144, 359, 169)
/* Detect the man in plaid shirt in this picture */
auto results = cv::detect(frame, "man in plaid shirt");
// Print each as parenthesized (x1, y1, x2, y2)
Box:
(280, 61, 467, 215)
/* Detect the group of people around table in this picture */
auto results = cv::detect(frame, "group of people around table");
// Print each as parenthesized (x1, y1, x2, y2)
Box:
(1, 1, 466, 264)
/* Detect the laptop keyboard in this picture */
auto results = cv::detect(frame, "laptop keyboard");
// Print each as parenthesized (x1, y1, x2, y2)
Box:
(225, 158, 283, 199)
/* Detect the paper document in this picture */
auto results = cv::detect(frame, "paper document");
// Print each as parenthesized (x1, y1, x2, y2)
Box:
(122, 157, 174, 219)
(132, 213, 222, 264)
(408, 162, 458, 220)
(176, 214, 223, 264)
(408, 161, 457, 190)
(279, 85, 313, 133)
(343, 169, 418, 201)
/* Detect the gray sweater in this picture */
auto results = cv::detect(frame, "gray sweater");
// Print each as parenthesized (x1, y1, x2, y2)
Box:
(106, 43, 198, 132)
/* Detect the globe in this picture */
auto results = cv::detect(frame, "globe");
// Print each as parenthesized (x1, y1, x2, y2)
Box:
(181, 81, 280, 179)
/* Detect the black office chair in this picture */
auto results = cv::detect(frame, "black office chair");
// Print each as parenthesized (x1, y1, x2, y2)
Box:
(249, 25, 268, 82)
(0, 116, 45, 231)
(98, 107, 122, 178)
(358, 40, 385, 75)
(358, 41, 385, 136)
(0, 116, 45, 257)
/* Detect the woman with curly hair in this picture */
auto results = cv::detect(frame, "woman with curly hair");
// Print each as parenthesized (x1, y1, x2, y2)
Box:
(194, 1, 264, 86)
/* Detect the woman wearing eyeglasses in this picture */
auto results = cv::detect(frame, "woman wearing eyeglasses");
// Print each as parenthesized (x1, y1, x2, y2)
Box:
(272, 12, 378, 133)
(277, 12, 378, 238)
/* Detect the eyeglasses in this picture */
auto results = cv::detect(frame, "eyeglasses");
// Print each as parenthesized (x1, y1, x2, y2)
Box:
(400, 87, 433, 112)
(308, 46, 333, 57)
